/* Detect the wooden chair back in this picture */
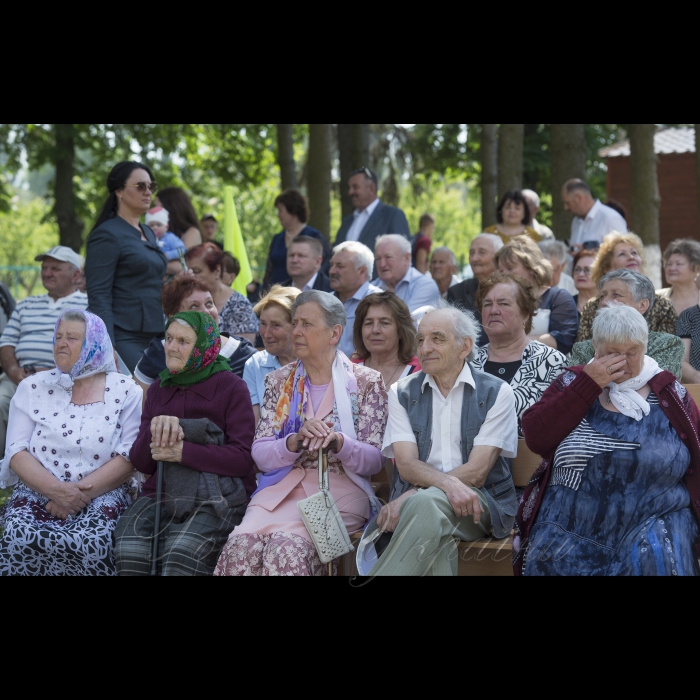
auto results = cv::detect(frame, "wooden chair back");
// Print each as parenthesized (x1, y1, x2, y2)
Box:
(512, 440, 542, 487)
(683, 383, 700, 407)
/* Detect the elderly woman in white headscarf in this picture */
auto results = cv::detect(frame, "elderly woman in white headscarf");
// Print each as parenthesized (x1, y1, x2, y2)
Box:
(214, 290, 388, 576)
(0, 308, 142, 576)
(515, 304, 700, 577)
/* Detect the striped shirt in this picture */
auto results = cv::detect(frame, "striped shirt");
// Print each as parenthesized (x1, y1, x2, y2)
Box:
(0, 291, 88, 368)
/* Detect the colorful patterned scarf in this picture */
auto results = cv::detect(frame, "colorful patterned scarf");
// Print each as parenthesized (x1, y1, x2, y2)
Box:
(254, 350, 359, 494)
(47, 308, 117, 392)
(158, 311, 231, 387)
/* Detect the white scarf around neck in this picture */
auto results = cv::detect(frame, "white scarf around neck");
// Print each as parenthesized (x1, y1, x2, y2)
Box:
(591, 355, 663, 420)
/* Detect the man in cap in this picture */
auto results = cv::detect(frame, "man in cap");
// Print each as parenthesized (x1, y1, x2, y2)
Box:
(0, 246, 88, 458)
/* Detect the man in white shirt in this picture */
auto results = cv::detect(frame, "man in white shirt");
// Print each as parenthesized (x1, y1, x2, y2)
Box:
(334, 167, 410, 259)
(283, 236, 332, 292)
(538, 240, 577, 295)
(372, 234, 440, 313)
(0, 246, 89, 458)
(329, 241, 382, 356)
(562, 179, 628, 252)
(362, 301, 518, 576)
(522, 189, 555, 240)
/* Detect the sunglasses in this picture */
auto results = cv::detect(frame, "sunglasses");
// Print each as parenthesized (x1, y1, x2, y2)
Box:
(125, 181, 158, 194)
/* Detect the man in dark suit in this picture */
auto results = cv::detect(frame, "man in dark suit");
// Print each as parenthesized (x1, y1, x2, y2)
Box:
(334, 167, 411, 254)
(282, 236, 332, 292)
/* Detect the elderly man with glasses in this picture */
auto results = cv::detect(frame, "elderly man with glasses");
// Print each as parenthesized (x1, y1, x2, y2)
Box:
(334, 167, 410, 261)
(358, 301, 518, 577)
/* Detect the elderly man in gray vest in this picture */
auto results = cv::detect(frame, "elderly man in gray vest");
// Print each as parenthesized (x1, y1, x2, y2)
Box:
(366, 301, 518, 576)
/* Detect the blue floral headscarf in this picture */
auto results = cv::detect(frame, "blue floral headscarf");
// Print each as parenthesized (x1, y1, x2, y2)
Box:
(47, 308, 117, 391)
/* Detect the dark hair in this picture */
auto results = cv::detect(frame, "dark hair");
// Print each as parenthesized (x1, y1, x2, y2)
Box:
(604, 199, 627, 222)
(92, 161, 154, 231)
(353, 291, 416, 364)
(289, 235, 324, 258)
(185, 242, 225, 276)
(496, 190, 532, 225)
(419, 213, 435, 229)
(350, 166, 378, 188)
(564, 179, 592, 197)
(274, 189, 308, 223)
(201, 214, 217, 223)
(222, 251, 240, 277)
(663, 237, 700, 269)
(161, 276, 212, 318)
(156, 187, 201, 238)
(476, 272, 539, 334)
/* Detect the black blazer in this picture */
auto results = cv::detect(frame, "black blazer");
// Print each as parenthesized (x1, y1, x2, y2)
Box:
(334, 201, 411, 252)
(85, 215, 167, 343)
(282, 271, 333, 293)
(447, 278, 488, 346)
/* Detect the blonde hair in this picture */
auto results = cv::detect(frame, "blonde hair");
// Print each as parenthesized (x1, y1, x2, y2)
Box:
(494, 237, 553, 287)
(590, 231, 644, 286)
(253, 284, 301, 322)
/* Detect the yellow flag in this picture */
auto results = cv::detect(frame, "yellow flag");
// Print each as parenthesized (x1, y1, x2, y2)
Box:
(223, 185, 253, 296)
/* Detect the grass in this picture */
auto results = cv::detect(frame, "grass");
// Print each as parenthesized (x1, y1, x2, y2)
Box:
(0, 488, 11, 508)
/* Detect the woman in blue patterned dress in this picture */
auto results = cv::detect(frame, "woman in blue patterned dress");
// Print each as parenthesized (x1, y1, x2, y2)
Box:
(516, 305, 700, 576)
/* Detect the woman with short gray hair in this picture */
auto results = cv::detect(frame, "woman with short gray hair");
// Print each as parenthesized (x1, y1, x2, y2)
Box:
(569, 269, 684, 378)
(515, 304, 700, 577)
(215, 289, 388, 576)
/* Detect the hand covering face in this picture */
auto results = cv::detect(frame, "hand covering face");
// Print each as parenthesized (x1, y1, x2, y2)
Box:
(158, 311, 231, 387)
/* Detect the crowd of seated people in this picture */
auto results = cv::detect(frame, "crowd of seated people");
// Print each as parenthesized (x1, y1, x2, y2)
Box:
(0, 164, 699, 577)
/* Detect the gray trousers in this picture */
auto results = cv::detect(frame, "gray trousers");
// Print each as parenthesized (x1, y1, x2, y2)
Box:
(0, 374, 18, 460)
(370, 486, 492, 577)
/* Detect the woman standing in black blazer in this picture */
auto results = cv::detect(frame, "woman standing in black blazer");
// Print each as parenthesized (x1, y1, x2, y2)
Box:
(85, 162, 167, 373)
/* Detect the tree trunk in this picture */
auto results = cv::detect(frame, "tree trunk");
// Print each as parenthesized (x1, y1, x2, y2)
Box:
(307, 124, 332, 240)
(695, 124, 700, 237)
(497, 124, 523, 196)
(550, 124, 586, 241)
(629, 124, 661, 288)
(53, 124, 83, 252)
(480, 124, 498, 228)
(338, 124, 370, 219)
(276, 124, 297, 191)
(354, 123, 370, 170)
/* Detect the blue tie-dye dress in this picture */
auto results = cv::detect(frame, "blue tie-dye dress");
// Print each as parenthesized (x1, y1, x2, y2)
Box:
(524, 392, 700, 576)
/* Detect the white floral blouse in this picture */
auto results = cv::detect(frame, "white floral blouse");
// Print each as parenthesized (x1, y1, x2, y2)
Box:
(0, 370, 142, 488)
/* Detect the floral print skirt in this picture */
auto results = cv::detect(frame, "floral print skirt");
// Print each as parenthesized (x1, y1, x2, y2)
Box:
(0, 483, 132, 576)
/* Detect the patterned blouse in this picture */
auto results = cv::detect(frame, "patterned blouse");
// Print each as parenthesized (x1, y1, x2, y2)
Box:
(218, 291, 260, 336)
(255, 362, 387, 476)
(676, 305, 700, 372)
(473, 341, 567, 437)
(576, 295, 677, 343)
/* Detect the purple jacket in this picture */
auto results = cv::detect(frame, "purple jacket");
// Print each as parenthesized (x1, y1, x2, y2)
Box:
(131, 371, 257, 499)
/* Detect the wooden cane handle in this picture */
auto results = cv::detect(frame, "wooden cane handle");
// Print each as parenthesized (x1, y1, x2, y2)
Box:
(296, 439, 339, 454)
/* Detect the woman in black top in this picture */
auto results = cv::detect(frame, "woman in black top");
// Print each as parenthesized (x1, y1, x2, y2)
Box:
(85, 162, 167, 373)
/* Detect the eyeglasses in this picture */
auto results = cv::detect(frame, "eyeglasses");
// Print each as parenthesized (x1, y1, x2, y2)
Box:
(573, 266, 592, 275)
(125, 181, 158, 194)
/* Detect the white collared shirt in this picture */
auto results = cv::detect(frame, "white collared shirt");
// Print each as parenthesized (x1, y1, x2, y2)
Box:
(381, 362, 517, 472)
(345, 198, 381, 242)
(570, 199, 628, 247)
(302, 272, 319, 292)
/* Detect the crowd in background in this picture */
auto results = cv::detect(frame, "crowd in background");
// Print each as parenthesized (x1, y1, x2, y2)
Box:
(0, 162, 699, 577)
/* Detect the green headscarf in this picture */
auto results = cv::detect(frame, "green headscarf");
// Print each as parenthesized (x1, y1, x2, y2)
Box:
(159, 311, 232, 387)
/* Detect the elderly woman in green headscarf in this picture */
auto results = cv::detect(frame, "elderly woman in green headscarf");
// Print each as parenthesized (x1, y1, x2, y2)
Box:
(113, 311, 256, 576)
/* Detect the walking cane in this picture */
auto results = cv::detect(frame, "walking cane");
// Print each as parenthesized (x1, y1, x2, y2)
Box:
(150, 459, 164, 576)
